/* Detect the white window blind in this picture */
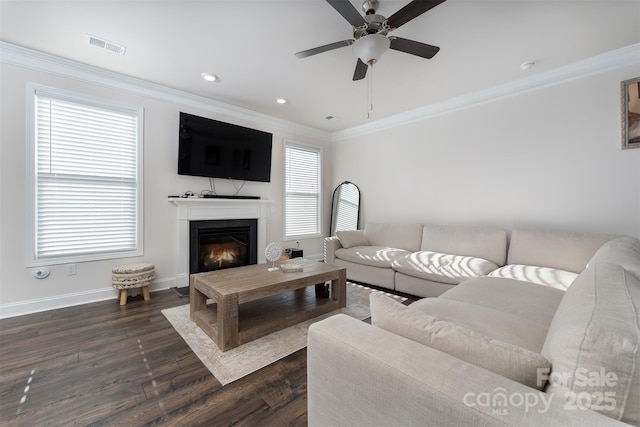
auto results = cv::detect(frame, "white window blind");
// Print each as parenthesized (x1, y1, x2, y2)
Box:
(32, 89, 142, 262)
(284, 142, 321, 238)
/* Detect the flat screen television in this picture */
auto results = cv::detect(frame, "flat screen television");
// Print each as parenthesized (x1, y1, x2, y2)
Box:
(178, 112, 273, 182)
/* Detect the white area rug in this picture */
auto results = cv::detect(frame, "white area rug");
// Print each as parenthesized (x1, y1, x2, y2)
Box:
(162, 283, 405, 385)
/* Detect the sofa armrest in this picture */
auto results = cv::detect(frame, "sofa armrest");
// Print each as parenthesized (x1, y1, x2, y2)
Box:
(308, 314, 627, 427)
(323, 236, 342, 264)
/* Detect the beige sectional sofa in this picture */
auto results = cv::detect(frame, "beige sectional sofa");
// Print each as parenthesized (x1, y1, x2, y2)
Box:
(324, 223, 617, 296)
(310, 232, 640, 426)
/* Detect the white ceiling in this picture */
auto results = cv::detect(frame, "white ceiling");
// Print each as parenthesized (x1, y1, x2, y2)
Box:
(1, 0, 639, 132)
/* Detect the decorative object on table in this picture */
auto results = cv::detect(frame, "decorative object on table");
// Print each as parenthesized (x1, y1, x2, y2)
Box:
(330, 181, 361, 236)
(622, 76, 640, 149)
(111, 262, 155, 305)
(265, 242, 282, 271)
(281, 262, 304, 273)
(285, 241, 304, 258)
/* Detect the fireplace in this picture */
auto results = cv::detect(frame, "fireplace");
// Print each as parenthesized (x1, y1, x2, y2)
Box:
(190, 219, 258, 274)
(169, 197, 271, 287)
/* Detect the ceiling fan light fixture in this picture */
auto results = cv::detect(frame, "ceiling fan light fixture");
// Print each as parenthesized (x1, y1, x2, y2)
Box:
(352, 33, 390, 64)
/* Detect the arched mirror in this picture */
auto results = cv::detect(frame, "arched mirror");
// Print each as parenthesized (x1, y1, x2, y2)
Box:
(330, 181, 361, 236)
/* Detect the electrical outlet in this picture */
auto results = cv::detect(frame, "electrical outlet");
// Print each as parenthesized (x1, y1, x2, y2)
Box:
(65, 264, 77, 276)
(33, 267, 50, 279)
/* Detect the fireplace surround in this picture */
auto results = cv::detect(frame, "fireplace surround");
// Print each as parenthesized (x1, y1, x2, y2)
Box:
(169, 198, 273, 287)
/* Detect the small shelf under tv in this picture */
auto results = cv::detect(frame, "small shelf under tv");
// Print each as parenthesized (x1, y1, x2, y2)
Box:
(200, 195, 260, 200)
(168, 195, 260, 200)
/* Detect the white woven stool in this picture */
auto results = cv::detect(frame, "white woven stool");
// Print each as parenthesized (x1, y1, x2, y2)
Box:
(112, 263, 155, 305)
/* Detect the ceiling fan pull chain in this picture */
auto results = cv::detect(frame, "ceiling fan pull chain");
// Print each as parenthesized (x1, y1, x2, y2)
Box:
(367, 63, 374, 119)
(366, 64, 370, 119)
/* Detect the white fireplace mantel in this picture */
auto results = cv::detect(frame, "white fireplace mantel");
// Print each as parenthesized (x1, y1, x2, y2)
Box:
(169, 197, 274, 287)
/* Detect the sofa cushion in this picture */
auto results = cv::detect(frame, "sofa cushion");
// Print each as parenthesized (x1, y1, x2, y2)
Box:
(370, 293, 551, 390)
(391, 251, 499, 285)
(541, 262, 640, 425)
(409, 298, 548, 352)
(487, 264, 578, 290)
(363, 223, 424, 252)
(336, 230, 369, 249)
(421, 224, 507, 266)
(335, 246, 412, 268)
(588, 236, 640, 278)
(507, 229, 617, 273)
(439, 276, 565, 327)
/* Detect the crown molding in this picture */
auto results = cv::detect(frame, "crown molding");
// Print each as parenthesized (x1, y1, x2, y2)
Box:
(332, 43, 640, 141)
(0, 41, 332, 142)
(2, 41, 638, 143)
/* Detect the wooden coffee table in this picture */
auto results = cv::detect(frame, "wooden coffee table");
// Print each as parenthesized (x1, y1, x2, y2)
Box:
(190, 261, 346, 351)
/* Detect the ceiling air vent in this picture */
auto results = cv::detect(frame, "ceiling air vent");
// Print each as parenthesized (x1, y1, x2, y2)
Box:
(86, 34, 126, 56)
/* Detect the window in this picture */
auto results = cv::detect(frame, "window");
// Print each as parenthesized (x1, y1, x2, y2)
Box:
(284, 142, 321, 239)
(27, 85, 143, 264)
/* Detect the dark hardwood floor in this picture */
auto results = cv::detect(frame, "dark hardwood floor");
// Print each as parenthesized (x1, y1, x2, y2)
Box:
(0, 290, 309, 426)
(1, 284, 416, 426)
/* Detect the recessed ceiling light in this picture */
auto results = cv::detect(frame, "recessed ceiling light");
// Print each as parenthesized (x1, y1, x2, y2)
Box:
(276, 98, 288, 104)
(201, 72, 220, 82)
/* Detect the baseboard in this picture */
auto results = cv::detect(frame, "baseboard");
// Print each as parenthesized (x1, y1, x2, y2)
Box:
(175, 273, 189, 288)
(0, 277, 176, 319)
(1, 257, 325, 319)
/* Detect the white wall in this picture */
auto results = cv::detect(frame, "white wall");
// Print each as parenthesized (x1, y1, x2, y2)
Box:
(2, 46, 639, 318)
(0, 60, 333, 317)
(331, 65, 640, 238)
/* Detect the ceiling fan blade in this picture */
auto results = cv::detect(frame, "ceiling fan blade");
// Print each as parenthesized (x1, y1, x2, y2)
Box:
(295, 39, 353, 58)
(326, 0, 366, 27)
(387, 0, 447, 29)
(352, 59, 368, 81)
(389, 37, 440, 59)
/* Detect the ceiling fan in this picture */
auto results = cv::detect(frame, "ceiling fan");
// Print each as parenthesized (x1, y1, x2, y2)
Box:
(295, 0, 447, 81)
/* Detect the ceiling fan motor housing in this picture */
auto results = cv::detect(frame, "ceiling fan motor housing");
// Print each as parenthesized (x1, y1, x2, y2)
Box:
(353, 13, 389, 39)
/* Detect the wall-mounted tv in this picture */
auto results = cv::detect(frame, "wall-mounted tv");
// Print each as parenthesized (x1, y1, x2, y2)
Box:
(178, 112, 273, 182)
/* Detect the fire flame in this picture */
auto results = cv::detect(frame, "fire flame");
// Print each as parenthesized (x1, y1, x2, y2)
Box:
(206, 248, 238, 268)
